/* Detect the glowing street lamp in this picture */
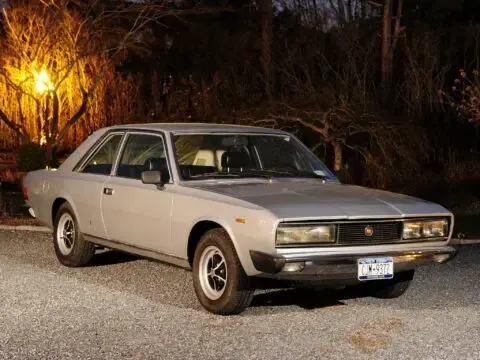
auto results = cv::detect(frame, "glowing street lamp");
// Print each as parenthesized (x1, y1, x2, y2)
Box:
(35, 70, 54, 93)
(34, 70, 53, 145)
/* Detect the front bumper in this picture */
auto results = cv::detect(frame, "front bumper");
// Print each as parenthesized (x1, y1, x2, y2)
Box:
(250, 246, 458, 282)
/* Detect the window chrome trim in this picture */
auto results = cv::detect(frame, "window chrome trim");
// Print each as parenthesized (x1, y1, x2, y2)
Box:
(169, 131, 339, 182)
(112, 130, 174, 184)
(74, 131, 126, 174)
(111, 132, 130, 176)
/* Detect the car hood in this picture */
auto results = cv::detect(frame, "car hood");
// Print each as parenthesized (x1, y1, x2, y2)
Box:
(190, 180, 451, 220)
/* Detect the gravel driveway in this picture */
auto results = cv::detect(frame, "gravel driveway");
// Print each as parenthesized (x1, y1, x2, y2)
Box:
(0, 230, 479, 360)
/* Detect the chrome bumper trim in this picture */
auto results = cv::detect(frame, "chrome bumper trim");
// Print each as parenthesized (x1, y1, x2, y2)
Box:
(250, 246, 458, 281)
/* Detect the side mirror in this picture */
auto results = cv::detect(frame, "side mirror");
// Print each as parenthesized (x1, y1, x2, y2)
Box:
(141, 170, 165, 189)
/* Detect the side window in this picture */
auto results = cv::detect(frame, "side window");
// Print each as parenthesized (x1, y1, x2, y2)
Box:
(116, 134, 169, 180)
(81, 134, 123, 175)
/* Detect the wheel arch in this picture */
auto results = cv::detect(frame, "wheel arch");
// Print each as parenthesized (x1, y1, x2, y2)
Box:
(51, 195, 79, 225)
(187, 218, 241, 268)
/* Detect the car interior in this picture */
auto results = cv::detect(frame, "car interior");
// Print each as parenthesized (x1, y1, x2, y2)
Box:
(81, 133, 309, 181)
(178, 147, 255, 179)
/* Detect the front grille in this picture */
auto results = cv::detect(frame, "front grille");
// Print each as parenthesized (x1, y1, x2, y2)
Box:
(337, 222, 402, 245)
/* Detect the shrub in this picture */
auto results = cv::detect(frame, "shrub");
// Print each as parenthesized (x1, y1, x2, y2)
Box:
(16, 143, 46, 172)
(444, 161, 480, 183)
(441, 69, 480, 123)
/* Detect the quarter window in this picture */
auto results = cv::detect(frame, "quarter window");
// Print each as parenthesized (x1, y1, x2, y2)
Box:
(81, 134, 123, 175)
(116, 134, 169, 180)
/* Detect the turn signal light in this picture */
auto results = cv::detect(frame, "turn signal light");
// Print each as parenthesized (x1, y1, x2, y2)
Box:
(282, 262, 305, 272)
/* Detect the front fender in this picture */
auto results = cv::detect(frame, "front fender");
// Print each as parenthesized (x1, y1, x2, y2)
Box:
(187, 216, 245, 265)
(187, 213, 276, 276)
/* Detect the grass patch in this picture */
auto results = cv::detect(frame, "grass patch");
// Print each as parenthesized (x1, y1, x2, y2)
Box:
(349, 332, 390, 354)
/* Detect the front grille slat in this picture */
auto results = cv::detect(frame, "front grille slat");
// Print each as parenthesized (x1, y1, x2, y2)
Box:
(337, 222, 402, 245)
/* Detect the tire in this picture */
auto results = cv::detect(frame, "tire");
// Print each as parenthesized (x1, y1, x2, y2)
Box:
(53, 202, 95, 267)
(192, 228, 254, 315)
(368, 270, 415, 299)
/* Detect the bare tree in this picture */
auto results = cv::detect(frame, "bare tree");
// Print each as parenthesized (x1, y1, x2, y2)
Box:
(250, 98, 427, 187)
(240, 24, 428, 184)
(0, 0, 172, 163)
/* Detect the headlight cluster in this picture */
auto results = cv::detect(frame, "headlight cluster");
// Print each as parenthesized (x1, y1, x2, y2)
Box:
(402, 219, 448, 240)
(275, 218, 450, 246)
(276, 224, 336, 246)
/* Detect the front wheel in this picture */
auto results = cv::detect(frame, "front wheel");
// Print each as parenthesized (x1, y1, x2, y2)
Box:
(367, 270, 415, 299)
(53, 203, 95, 267)
(192, 229, 254, 315)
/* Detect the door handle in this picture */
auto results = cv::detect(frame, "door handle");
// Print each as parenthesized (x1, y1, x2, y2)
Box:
(103, 187, 114, 195)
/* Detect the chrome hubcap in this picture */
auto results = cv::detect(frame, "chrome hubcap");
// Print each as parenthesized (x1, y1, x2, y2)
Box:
(56, 213, 75, 255)
(199, 246, 228, 300)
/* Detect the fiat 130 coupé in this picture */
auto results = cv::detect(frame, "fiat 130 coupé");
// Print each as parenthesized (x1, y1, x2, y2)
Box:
(23, 123, 457, 314)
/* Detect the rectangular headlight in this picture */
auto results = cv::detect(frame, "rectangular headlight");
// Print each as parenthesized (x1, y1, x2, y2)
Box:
(403, 219, 448, 240)
(276, 224, 336, 246)
(402, 222, 423, 239)
(422, 219, 448, 238)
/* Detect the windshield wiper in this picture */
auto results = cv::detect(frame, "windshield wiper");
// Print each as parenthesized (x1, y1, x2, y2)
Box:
(252, 168, 327, 181)
(222, 170, 273, 180)
(186, 171, 272, 180)
(292, 171, 327, 180)
(224, 169, 327, 181)
(188, 172, 241, 179)
(186, 169, 327, 181)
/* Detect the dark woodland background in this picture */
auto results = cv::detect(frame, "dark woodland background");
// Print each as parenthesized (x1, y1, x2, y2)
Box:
(1, 0, 480, 233)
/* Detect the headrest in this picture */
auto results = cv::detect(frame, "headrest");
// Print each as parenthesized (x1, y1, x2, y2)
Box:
(221, 151, 251, 169)
(194, 150, 215, 166)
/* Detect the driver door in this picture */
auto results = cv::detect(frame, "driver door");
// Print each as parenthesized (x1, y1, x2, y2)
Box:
(100, 131, 173, 254)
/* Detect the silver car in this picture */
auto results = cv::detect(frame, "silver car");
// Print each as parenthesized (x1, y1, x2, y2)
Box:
(24, 123, 457, 314)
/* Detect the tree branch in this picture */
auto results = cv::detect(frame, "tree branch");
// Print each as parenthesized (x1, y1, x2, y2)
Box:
(55, 88, 88, 145)
(0, 108, 28, 140)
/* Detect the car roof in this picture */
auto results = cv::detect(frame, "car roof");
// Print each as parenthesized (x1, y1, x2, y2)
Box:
(104, 122, 288, 135)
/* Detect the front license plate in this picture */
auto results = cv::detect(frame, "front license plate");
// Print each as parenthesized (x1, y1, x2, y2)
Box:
(357, 257, 394, 281)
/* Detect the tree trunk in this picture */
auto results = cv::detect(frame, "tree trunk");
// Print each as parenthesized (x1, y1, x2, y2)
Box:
(44, 141, 58, 168)
(258, 0, 273, 101)
(332, 141, 343, 172)
(381, 0, 393, 95)
(361, 0, 366, 18)
(45, 142, 53, 167)
(381, 0, 404, 102)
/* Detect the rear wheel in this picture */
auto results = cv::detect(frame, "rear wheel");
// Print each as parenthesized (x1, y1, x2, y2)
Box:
(53, 203, 95, 267)
(367, 270, 415, 298)
(193, 228, 254, 315)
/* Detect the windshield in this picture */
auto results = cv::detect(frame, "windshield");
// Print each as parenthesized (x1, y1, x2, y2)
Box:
(173, 132, 338, 182)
